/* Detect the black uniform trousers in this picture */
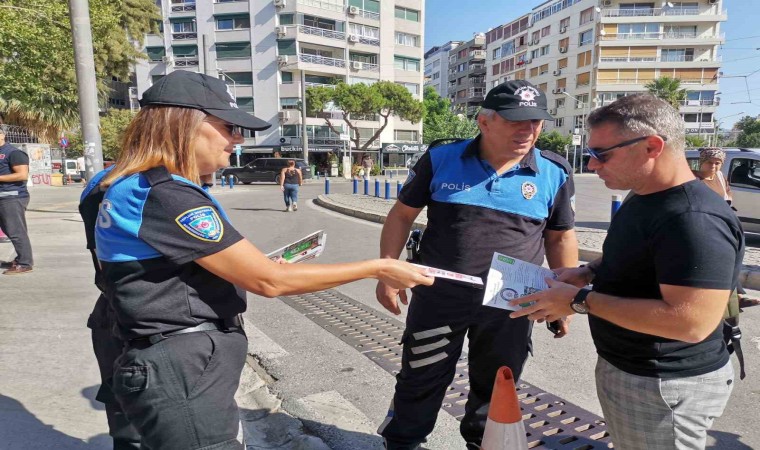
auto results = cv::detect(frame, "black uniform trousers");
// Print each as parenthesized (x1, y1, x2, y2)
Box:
(113, 328, 248, 450)
(379, 281, 532, 450)
(88, 295, 142, 449)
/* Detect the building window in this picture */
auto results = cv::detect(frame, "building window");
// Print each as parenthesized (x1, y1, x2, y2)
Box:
(558, 57, 568, 69)
(541, 25, 551, 37)
(217, 42, 251, 58)
(556, 98, 565, 108)
(172, 45, 198, 57)
(501, 41, 515, 57)
(579, 29, 593, 47)
(530, 67, 539, 77)
(396, 82, 419, 96)
(349, 0, 380, 13)
(276, 40, 296, 56)
(554, 118, 564, 127)
(539, 64, 549, 75)
(280, 97, 300, 110)
(350, 23, 379, 39)
(394, 56, 420, 71)
(279, 14, 294, 25)
(530, 49, 539, 59)
(215, 14, 250, 30)
(281, 71, 293, 83)
(146, 46, 166, 61)
(236, 97, 254, 113)
(223, 72, 253, 86)
(576, 71, 591, 87)
(394, 130, 419, 141)
(171, 19, 195, 33)
(540, 45, 550, 56)
(577, 50, 592, 67)
(349, 76, 378, 85)
(492, 47, 501, 59)
(579, 7, 594, 25)
(394, 6, 420, 22)
(395, 32, 420, 47)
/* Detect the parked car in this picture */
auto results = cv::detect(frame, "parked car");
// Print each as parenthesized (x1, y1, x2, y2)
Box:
(686, 148, 760, 233)
(220, 158, 312, 184)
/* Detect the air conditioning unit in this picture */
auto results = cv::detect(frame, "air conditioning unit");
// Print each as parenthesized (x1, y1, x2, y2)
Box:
(602, 0, 612, 5)
(351, 61, 363, 70)
(278, 111, 290, 120)
(530, 39, 539, 46)
(348, 34, 359, 43)
(559, 47, 568, 53)
(273, 0, 286, 7)
(553, 88, 565, 94)
(553, 69, 562, 76)
(275, 26, 286, 36)
(348, 5, 358, 14)
(162, 55, 175, 65)
(277, 55, 289, 65)
(549, 108, 556, 115)
(560, 26, 567, 34)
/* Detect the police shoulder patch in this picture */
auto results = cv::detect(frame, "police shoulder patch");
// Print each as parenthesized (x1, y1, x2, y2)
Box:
(403, 168, 416, 186)
(176, 206, 224, 242)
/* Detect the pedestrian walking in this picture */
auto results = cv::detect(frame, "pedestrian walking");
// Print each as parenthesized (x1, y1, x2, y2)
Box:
(94, 70, 433, 450)
(0, 128, 33, 274)
(375, 80, 578, 450)
(511, 94, 742, 450)
(362, 154, 373, 181)
(77, 155, 86, 184)
(279, 159, 302, 212)
(79, 166, 142, 449)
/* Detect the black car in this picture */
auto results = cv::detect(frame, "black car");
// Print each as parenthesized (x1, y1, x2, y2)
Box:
(221, 158, 312, 184)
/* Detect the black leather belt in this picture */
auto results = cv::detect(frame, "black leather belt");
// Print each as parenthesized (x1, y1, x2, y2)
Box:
(131, 315, 244, 346)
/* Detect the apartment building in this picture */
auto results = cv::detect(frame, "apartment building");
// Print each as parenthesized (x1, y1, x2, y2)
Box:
(447, 35, 487, 117)
(423, 41, 461, 97)
(132, 0, 425, 168)
(484, 0, 726, 145)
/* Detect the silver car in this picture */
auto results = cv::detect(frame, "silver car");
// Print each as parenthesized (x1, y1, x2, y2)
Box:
(686, 148, 760, 233)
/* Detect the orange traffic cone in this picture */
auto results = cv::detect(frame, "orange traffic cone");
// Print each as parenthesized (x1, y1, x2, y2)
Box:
(480, 366, 528, 450)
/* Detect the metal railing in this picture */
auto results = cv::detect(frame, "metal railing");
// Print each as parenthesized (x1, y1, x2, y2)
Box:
(358, 36, 380, 46)
(596, 78, 718, 86)
(305, 81, 338, 88)
(297, 0, 344, 13)
(597, 78, 647, 84)
(299, 25, 345, 40)
(170, 2, 196, 12)
(679, 99, 719, 106)
(299, 53, 346, 68)
(600, 55, 721, 63)
(306, 111, 344, 119)
(351, 61, 379, 71)
(172, 32, 197, 40)
(359, 9, 380, 20)
(603, 7, 708, 17)
(470, 50, 486, 59)
(602, 32, 723, 41)
(175, 56, 199, 66)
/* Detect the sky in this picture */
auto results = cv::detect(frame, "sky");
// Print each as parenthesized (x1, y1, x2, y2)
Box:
(424, 0, 760, 129)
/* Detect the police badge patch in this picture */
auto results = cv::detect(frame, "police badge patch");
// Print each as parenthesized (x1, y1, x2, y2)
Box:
(176, 206, 224, 242)
(521, 181, 538, 200)
(403, 168, 416, 186)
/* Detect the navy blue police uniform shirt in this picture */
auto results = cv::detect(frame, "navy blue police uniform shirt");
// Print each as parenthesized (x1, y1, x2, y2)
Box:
(95, 167, 245, 340)
(399, 136, 574, 281)
(0, 143, 30, 198)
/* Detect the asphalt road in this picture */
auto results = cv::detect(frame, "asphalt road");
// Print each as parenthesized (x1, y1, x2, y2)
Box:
(217, 176, 759, 450)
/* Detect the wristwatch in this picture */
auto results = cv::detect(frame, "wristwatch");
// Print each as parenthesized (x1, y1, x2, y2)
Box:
(571, 288, 592, 314)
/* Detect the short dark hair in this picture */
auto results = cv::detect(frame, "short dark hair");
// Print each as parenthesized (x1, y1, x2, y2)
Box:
(586, 94, 685, 152)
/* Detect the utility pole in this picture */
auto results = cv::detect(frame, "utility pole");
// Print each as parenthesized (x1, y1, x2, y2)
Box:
(69, 0, 104, 179)
(300, 70, 309, 164)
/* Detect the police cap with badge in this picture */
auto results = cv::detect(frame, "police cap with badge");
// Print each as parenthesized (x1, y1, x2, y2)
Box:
(481, 80, 554, 122)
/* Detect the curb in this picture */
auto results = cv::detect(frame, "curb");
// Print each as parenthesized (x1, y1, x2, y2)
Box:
(314, 195, 760, 291)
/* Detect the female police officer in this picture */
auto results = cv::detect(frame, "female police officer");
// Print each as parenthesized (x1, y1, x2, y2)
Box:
(94, 70, 433, 450)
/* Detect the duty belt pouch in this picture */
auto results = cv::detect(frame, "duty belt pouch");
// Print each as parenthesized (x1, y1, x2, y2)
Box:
(405, 229, 423, 263)
(723, 290, 746, 380)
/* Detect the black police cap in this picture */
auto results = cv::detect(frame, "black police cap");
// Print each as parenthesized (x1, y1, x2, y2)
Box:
(481, 80, 554, 121)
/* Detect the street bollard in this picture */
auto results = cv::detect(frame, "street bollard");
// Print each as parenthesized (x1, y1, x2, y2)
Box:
(315, 171, 320, 180)
(364, 178, 369, 195)
(611, 194, 623, 219)
(374, 179, 380, 197)
(389, 171, 393, 179)
(352, 178, 358, 194)
(228, 175, 234, 189)
(220, 175, 226, 187)
(325, 178, 330, 195)
(397, 181, 402, 197)
(384, 180, 390, 200)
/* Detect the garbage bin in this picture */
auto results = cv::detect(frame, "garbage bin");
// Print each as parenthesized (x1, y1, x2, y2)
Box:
(330, 163, 338, 177)
(310, 165, 316, 177)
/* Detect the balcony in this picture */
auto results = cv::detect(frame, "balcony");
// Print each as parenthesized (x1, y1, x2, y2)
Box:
(174, 56, 199, 67)
(470, 50, 486, 60)
(601, 32, 724, 41)
(299, 24, 345, 41)
(602, 7, 725, 18)
(353, 35, 380, 46)
(599, 55, 721, 63)
(170, 2, 196, 12)
(350, 60, 379, 72)
(297, 0, 344, 13)
(299, 53, 346, 68)
(172, 32, 197, 40)
(679, 99, 719, 107)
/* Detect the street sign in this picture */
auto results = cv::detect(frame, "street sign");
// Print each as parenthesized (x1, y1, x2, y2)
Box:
(339, 133, 350, 141)
(572, 134, 582, 146)
(59, 137, 69, 148)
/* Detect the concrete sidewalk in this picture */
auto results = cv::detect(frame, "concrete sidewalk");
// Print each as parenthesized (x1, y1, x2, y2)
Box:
(315, 193, 760, 290)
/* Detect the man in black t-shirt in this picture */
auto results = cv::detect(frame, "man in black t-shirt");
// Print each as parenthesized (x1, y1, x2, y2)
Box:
(511, 94, 742, 450)
(0, 128, 33, 274)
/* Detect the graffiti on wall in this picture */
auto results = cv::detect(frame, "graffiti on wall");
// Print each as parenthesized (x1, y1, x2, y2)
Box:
(22, 144, 52, 186)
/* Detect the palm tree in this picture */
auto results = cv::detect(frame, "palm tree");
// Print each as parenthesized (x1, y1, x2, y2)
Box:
(645, 77, 687, 110)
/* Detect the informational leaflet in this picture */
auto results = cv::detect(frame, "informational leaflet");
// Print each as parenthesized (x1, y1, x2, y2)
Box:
(483, 253, 556, 311)
(412, 264, 484, 288)
(266, 230, 326, 263)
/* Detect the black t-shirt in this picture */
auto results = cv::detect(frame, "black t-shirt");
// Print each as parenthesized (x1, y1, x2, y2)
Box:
(590, 180, 744, 378)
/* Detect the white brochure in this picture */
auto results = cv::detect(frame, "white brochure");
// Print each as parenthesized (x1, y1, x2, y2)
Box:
(483, 253, 556, 311)
(412, 264, 484, 288)
(266, 230, 326, 263)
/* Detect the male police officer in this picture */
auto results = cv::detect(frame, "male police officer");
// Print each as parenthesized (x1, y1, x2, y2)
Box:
(375, 80, 578, 449)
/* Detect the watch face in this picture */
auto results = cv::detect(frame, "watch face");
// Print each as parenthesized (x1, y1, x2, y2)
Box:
(571, 302, 589, 314)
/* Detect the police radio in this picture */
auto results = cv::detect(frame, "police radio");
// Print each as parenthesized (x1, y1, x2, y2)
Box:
(405, 229, 423, 263)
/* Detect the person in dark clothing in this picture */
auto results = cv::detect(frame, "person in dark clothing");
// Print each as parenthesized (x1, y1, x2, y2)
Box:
(512, 94, 741, 450)
(279, 159, 302, 212)
(0, 128, 33, 274)
(375, 80, 578, 450)
(79, 166, 142, 449)
(93, 70, 433, 450)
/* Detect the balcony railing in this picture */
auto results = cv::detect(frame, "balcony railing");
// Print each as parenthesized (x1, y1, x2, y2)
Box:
(680, 99, 719, 106)
(351, 61, 379, 71)
(299, 53, 346, 68)
(171, 2, 196, 12)
(470, 50, 486, 59)
(359, 9, 380, 20)
(175, 56, 199, 67)
(305, 81, 338, 88)
(297, 0, 344, 13)
(602, 7, 714, 17)
(306, 111, 344, 119)
(358, 36, 380, 46)
(172, 32, 197, 40)
(599, 55, 721, 63)
(299, 25, 345, 40)
(602, 32, 724, 41)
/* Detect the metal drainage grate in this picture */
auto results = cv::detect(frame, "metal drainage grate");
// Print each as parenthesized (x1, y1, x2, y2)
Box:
(279, 290, 612, 449)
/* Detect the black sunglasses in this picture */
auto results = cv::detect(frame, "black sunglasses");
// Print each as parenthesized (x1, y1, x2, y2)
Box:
(205, 119, 243, 137)
(586, 135, 667, 163)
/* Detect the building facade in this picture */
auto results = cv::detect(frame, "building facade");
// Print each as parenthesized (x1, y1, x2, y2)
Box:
(483, 0, 725, 145)
(447, 35, 487, 117)
(132, 0, 425, 168)
(423, 41, 461, 98)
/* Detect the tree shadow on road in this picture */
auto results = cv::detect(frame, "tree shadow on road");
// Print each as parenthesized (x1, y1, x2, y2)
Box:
(0, 394, 111, 449)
